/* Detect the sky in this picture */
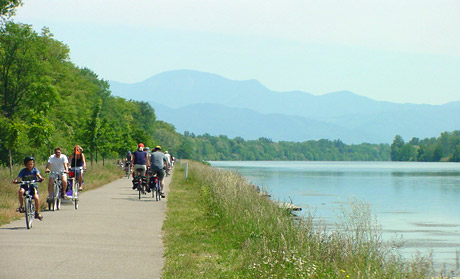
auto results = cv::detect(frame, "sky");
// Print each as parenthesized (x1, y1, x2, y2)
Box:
(13, 0, 460, 105)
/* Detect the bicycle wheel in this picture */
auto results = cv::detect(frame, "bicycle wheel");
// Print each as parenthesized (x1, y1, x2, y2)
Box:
(24, 198, 33, 229)
(138, 181, 142, 200)
(156, 180, 161, 201)
(74, 181, 79, 210)
(52, 183, 58, 211)
(54, 183, 61, 211)
(56, 194, 61, 210)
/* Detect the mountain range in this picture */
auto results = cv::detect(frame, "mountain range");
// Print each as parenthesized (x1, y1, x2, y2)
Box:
(109, 70, 460, 144)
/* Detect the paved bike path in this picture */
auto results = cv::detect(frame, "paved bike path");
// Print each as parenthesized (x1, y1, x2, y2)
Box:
(0, 173, 170, 279)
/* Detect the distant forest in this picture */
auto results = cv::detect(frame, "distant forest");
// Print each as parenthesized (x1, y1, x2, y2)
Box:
(180, 133, 390, 161)
(1, 5, 458, 167)
(177, 131, 460, 162)
(390, 131, 460, 162)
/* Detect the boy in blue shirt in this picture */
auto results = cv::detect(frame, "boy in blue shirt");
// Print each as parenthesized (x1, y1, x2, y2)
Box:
(13, 156, 44, 220)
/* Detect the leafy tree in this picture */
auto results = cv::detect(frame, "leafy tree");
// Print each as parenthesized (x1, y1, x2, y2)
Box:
(390, 135, 405, 161)
(0, 0, 22, 22)
(81, 99, 102, 164)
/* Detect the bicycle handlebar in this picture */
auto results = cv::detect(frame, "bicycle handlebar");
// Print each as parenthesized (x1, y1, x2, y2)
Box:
(70, 166, 85, 171)
(49, 171, 68, 174)
(14, 179, 43, 184)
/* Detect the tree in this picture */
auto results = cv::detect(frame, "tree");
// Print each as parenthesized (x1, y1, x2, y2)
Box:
(390, 135, 405, 161)
(0, 22, 62, 169)
(27, 112, 54, 156)
(81, 99, 102, 164)
(0, 0, 23, 22)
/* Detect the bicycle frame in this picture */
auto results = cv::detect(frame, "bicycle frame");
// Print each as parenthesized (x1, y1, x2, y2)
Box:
(148, 172, 161, 201)
(134, 168, 145, 199)
(15, 180, 40, 229)
(69, 166, 83, 210)
(48, 171, 65, 211)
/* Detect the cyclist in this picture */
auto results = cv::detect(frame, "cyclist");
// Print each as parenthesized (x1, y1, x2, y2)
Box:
(13, 157, 44, 220)
(69, 145, 86, 191)
(46, 147, 69, 199)
(150, 146, 170, 198)
(131, 143, 150, 189)
(164, 151, 172, 174)
(125, 151, 132, 173)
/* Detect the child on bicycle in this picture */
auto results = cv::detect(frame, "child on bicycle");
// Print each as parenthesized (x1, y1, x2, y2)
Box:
(13, 156, 44, 220)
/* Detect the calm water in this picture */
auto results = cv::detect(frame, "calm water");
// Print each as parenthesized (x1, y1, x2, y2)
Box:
(209, 161, 460, 269)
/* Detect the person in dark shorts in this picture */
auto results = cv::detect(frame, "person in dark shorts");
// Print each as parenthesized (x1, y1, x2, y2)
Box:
(13, 157, 44, 220)
(150, 146, 170, 198)
(131, 143, 150, 189)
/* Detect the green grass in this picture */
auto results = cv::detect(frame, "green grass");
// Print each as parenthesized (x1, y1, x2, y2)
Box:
(163, 161, 437, 279)
(0, 160, 124, 226)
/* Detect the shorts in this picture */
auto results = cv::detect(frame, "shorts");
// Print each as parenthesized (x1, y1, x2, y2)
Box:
(50, 172, 67, 180)
(133, 164, 146, 176)
(20, 184, 38, 195)
(73, 168, 83, 178)
(151, 169, 165, 180)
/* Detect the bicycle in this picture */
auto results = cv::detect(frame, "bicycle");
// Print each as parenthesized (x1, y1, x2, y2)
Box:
(148, 171, 162, 201)
(125, 162, 131, 179)
(14, 179, 41, 229)
(133, 168, 146, 199)
(47, 171, 65, 211)
(68, 167, 83, 210)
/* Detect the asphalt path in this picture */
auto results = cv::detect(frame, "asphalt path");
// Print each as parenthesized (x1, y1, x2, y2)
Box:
(0, 172, 170, 279)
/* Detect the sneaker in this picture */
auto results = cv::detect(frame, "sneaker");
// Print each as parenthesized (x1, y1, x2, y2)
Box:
(34, 213, 43, 221)
(46, 197, 52, 203)
(146, 188, 151, 193)
(160, 192, 165, 198)
(17, 207, 25, 213)
(132, 184, 137, 190)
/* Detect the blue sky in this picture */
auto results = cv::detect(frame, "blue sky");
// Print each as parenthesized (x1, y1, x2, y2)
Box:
(14, 0, 460, 105)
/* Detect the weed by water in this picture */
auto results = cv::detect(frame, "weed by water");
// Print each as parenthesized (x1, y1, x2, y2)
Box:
(164, 160, 436, 279)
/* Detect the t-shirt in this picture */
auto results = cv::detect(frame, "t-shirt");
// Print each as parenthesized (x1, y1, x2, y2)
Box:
(17, 167, 40, 181)
(164, 153, 171, 164)
(133, 150, 147, 165)
(48, 154, 68, 172)
(151, 151, 167, 171)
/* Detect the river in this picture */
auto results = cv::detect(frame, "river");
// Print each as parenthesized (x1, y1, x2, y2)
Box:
(209, 161, 460, 270)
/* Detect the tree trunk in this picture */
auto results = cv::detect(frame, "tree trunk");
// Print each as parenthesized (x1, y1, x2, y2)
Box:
(8, 149, 12, 176)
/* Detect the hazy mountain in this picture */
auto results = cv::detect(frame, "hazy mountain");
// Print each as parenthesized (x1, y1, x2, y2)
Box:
(151, 102, 357, 142)
(110, 70, 460, 144)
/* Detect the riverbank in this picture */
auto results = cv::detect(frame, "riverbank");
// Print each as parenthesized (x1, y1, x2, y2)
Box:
(0, 160, 124, 226)
(163, 160, 437, 278)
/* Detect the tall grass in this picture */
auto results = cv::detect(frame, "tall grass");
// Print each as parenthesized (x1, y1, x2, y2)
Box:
(0, 160, 123, 226)
(164, 161, 434, 278)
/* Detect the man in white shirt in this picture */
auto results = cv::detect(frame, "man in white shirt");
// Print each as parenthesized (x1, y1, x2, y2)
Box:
(46, 147, 69, 199)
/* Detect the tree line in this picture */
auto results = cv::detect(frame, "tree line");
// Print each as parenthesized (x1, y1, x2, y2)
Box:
(390, 131, 460, 162)
(177, 133, 390, 161)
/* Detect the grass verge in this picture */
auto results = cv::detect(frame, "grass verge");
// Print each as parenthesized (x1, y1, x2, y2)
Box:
(163, 160, 435, 279)
(0, 160, 124, 226)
